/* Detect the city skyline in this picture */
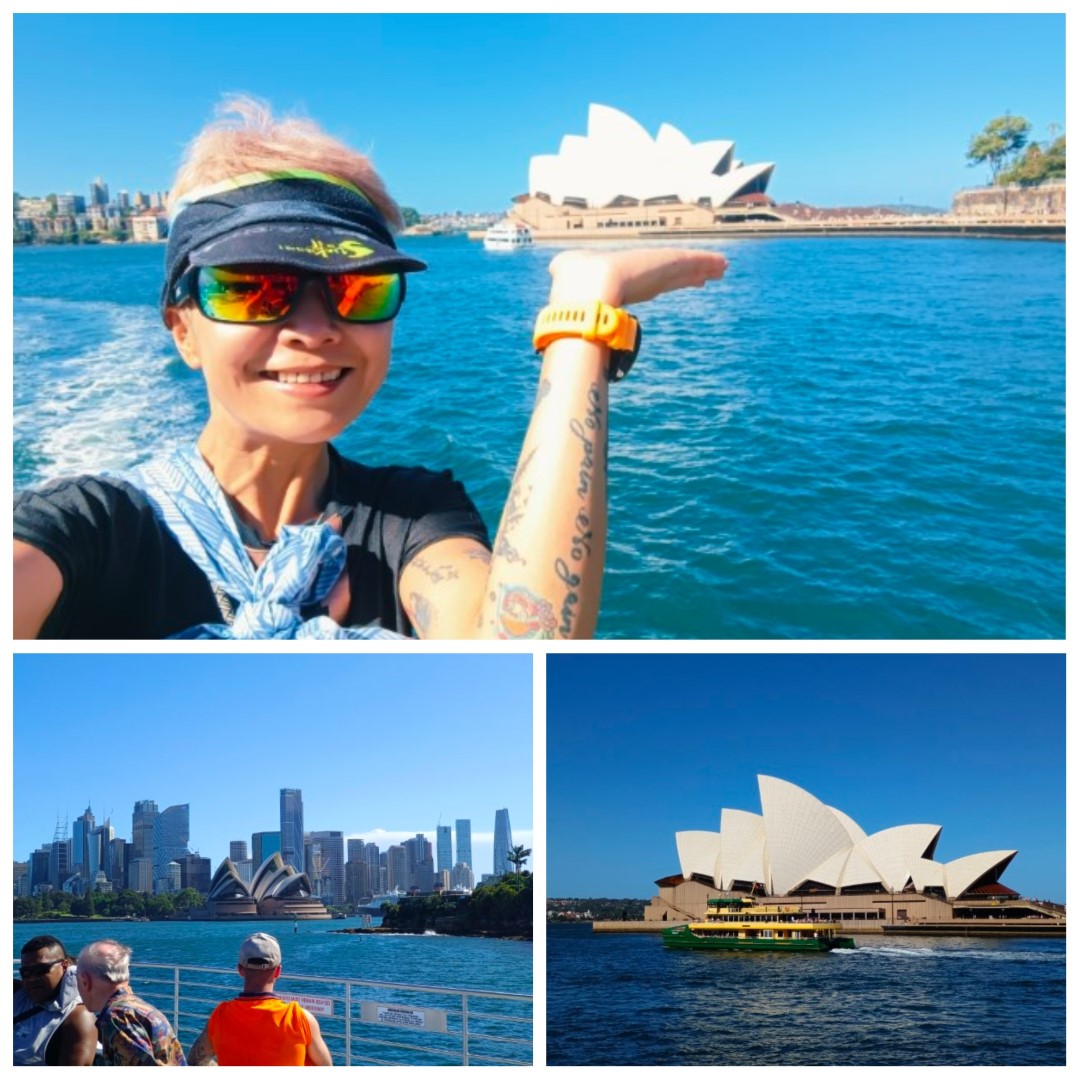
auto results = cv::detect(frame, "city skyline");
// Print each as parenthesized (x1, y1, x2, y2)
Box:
(15, 797, 526, 883)
(14, 654, 533, 883)
(14, 14, 1065, 211)
(548, 654, 1065, 901)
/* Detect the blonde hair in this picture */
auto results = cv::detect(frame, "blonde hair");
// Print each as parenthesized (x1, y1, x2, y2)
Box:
(168, 95, 404, 230)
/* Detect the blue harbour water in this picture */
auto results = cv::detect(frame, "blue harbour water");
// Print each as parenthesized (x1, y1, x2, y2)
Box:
(13, 919, 531, 1064)
(14, 236, 1064, 638)
(547, 925, 1065, 1066)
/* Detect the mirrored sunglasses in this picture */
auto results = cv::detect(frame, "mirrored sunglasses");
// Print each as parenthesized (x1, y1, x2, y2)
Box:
(173, 265, 405, 325)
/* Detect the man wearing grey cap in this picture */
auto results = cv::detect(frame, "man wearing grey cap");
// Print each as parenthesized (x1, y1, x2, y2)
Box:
(187, 933, 332, 1066)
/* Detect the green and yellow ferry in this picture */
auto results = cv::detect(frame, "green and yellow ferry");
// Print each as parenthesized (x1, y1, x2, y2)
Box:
(663, 897, 856, 952)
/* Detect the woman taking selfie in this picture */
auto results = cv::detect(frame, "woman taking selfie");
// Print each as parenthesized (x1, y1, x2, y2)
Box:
(14, 97, 727, 639)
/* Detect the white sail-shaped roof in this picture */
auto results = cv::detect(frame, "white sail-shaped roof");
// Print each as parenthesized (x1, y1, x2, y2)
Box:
(717, 808, 766, 889)
(676, 830, 723, 881)
(944, 851, 1017, 899)
(670, 777, 1017, 901)
(910, 858, 946, 892)
(837, 846, 886, 890)
(857, 825, 943, 893)
(827, 805, 868, 845)
(528, 104, 774, 209)
(759, 776, 853, 896)
(801, 846, 852, 889)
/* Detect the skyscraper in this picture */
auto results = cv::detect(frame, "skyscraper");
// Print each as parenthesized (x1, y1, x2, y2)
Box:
(73, 805, 95, 876)
(494, 809, 514, 876)
(132, 800, 158, 860)
(230, 841, 248, 862)
(347, 838, 366, 863)
(307, 831, 345, 906)
(251, 831, 281, 868)
(156, 805, 191, 892)
(455, 819, 472, 871)
(436, 825, 453, 874)
(386, 845, 410, 892)
(280, 790, 304, 873)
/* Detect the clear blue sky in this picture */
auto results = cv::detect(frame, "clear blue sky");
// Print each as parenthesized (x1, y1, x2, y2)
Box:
(14, 653, 532, 877)
(547, 654, 1065, 901)
(14, 14, 1065, 211)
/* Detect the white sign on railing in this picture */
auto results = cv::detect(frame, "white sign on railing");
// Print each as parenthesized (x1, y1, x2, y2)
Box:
(275, 991, 334, 1017)
(360, 1001, 448, 1033)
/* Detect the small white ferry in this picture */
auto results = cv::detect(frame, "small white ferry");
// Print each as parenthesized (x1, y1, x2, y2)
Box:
(483, 219, 533, 250)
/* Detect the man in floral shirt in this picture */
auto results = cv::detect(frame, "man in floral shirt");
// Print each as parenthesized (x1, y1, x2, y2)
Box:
(75, 940, 186, 1066)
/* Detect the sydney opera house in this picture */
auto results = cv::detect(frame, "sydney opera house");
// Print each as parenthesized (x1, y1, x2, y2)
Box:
(509, 104, 779, 235)
(646, 776, 1061, 929)
(204, 853, 330, 919)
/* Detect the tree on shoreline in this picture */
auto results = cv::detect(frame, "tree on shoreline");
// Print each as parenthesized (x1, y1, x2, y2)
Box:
(967, 115, 1032, 185)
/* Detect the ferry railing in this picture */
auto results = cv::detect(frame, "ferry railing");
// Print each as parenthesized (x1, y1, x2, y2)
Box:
(13, 960, 531, 1066)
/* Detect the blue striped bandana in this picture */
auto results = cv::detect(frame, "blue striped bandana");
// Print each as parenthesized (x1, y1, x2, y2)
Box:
(122, 446, 403, 640)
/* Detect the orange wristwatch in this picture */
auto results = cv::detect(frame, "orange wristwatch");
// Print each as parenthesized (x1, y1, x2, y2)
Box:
(533, 301, 641, 382)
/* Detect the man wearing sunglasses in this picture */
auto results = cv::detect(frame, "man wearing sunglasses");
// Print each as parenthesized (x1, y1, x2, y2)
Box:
(13, 936, 98, 1065)
(14, 96, 726, 640)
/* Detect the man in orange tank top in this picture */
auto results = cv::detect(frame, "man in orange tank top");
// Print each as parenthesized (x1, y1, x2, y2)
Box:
(187, 933, 332, 1066)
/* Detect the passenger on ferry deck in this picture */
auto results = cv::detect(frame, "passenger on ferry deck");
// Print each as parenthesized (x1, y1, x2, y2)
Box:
(13, 935, 98, 1065)
(75, 940, 186, 1066)
(187, 932, 332, 1066)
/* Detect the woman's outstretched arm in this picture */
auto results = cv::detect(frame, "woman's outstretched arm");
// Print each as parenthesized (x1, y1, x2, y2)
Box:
(400, 247, 728, 639)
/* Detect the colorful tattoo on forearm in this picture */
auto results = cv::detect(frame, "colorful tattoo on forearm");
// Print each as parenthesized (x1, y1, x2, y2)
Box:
(496, 584, 557, 639)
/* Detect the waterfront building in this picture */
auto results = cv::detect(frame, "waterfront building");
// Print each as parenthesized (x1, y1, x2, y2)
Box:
(155, 804, 191, 891)
(646, 775, 1054, 927)
(180, 853, 212, 893)
(49, 822, 70, 890)
(437, 870, 451, 891)
(494, 809, 513, 876)
(30, 847, 51, 893)
(229, 840, 248, 862)
(132, 799, 158, 859)
(386, 845, 410, 892)
(14, 861, 30, 897)
(206, 853, 330, 918)
(280, 789, 305, 874)
(404, 833, 435, 894)
(130, 211, 166, 242)
(88, 821, 113, 881)
(455, 819, 473, 872)
(513, 104, 774, 235)
(72, 805, 95, 876)
(252, 830, 281, 867)
(88, 177, 109, 207)
(109, 838, 127, 891)
(345, 860, 365, 904)
(451, 861, 475, 891)
(308, 830, 346, 906)
(129, 856, 154, 893)
(437, 825, 453, 874)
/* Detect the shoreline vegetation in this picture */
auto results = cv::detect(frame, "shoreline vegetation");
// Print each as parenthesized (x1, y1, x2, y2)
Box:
(373, 872, 532, 941)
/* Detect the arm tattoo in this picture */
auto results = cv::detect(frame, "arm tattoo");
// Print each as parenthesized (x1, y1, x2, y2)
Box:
(408, 592, 435, 637)
(411, 555, 460, 585)
(188, 1029, 216, 1066)
(496, 535, 526, 565)
(496, 585, 557, 639)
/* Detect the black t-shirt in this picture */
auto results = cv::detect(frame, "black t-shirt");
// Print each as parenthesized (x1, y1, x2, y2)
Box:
(14, 447, 490, 639)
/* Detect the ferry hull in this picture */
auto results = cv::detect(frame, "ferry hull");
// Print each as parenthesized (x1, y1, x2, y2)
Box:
(663, 926, 855, 952)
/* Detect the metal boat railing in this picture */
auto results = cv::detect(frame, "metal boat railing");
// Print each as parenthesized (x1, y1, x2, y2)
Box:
(14, 960, 532, 1066)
